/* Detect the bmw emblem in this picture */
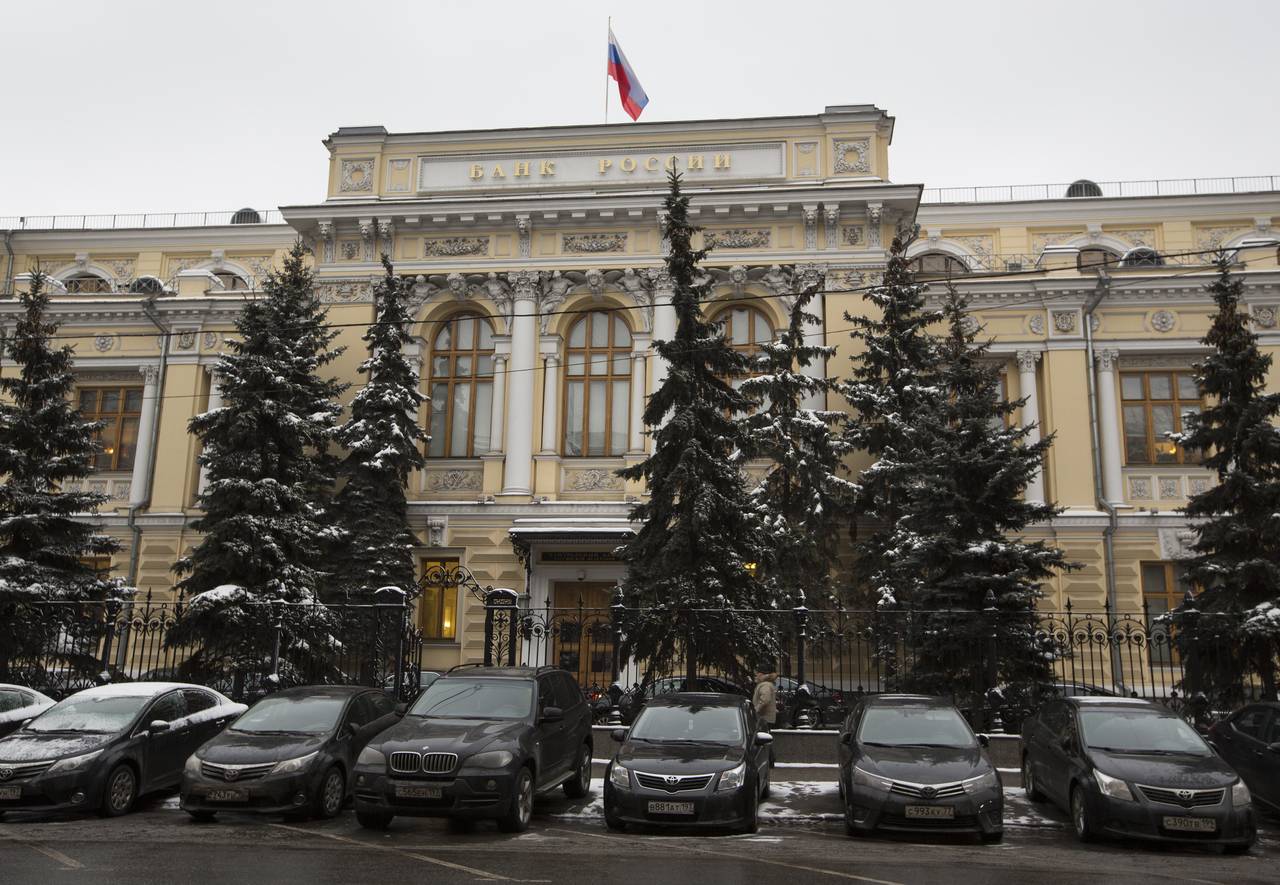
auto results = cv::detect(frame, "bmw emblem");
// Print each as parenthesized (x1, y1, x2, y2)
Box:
(0, 767, 11, 781)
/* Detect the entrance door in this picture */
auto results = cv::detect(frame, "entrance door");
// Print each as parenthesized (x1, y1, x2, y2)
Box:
(551, 582, 616, 688)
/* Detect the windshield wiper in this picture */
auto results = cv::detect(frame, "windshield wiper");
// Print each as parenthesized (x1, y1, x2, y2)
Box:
(659, 739, 735, 746)
(1091, 747, 1199, 756)
(234, 729, 315, 736)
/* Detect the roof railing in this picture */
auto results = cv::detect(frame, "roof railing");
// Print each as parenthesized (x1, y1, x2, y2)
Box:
(921, 175, 1280, 204)
(0, 209, 285, 231)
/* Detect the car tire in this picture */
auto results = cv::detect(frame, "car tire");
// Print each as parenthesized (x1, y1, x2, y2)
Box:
(99, 763, 137, 818)
(498, 767, 534, 834)
(1070, 784, 1097, 843)
(313, 765, 345, 820)
(563, 742, 592, 799)
(356, 809, 393, 830)
(604, 807, 626, 831)
(1022, 755, 1044, 802)
(187, 810, 217, 823)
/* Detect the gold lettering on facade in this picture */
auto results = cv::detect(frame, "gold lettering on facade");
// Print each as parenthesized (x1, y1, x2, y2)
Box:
(644, 156, 660, 171)
(688, 155, 704, 170)
(620, 157, 637, 173)
(598, 159, 612, 174)
(540, 161, 556, 176)
(665, 155, 678, 171)
(514, 161, 530, 178)
(492, 165, 506, 178)
(714, 154, 731, 169)
(469, 164, 485, 179)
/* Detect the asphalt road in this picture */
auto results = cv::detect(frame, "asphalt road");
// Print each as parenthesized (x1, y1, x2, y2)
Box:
(2, 791, 1277, 885)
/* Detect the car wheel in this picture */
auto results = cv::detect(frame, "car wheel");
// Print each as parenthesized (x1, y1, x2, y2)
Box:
(604, 806, 626, 831)
(1070, 784, 1097, 843)
(356, 809, 393, 830)
(563, 742, 592, 799)
(99, 764, 137, 817)
(313, 765, 345, 820)
(1022, 755, 1044, 802)
(187, 810, 217, 823)
(498, 767, 534, 833)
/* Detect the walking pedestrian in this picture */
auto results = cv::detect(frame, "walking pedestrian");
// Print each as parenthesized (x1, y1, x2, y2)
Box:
(752, 665, 778, 766)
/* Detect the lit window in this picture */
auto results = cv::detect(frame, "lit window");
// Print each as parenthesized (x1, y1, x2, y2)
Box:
(418, 558, 459, 641)
(78, 387, 143, 471)
(1120, 371, 1201, 465)
(563, 311, 631, 457)
(426, 314, 495, 458)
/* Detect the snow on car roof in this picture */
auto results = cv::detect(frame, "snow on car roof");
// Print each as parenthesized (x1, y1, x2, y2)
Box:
(1070, 696, 1157, 706)
(71, 682, 216, 699)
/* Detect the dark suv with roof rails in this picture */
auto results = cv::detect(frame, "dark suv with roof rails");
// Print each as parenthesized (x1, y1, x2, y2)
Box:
(352, 665, 593, 832)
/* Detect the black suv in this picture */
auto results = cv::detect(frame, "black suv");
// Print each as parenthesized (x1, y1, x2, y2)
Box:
(353, 666, 593, 832)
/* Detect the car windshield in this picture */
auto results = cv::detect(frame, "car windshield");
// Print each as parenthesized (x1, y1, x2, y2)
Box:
(1079, 709, 1210, 755)
(858, 705, 976, 748)
(630, 704, 744, 744)
(26, 694, 149, 733)
(232, 696, 347, 734)
(409, 680, 533, 720)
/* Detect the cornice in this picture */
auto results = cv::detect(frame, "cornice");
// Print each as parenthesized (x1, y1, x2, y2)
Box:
(918, 192, 1280, 226)
(7, 225, 296, 251)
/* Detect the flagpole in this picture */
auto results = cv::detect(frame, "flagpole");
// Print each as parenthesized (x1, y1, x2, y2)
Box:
(604, 16, 611, 124)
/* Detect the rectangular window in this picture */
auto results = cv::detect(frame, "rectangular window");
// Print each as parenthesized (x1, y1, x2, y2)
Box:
(1142, 561, 1192, 665)
(418, 558, 459, 641)
(78, 387, 143, 471)
(1119, 371, 1201, 465)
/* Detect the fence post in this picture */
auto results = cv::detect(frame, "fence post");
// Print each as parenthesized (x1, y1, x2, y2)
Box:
(608, 586, 625, 725)
(793, 593, 809, 687)
(268, 599, 283, 686)
(98, 598, 120, 681)
(983, 589, 1004, 734)
(393, 598, 408, 700)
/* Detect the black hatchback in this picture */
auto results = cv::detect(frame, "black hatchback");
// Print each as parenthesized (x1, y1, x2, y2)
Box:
(180, 686, 399, 821)
(1021, 697, 1256, 851)
(1207, 702, 1280, 816)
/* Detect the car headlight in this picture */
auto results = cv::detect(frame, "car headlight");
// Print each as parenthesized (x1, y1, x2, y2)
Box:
(49, 750, 103, 774)
(609, 763, 630, 789)
(357, 746, 386, 768)
(851, 763, 892, 792)
(1093, 769, 1134, 801)
(962, 769, 1000, 794)
(716, 762, 747, 793)
(184, 754, 202, 777)
(467, 750, 514, 769)
(1231, 779, 1251, 807)
(270, 752, 319, 776)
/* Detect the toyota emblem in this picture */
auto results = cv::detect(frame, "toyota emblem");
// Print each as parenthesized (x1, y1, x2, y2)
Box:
(920, 786, 936, 799)
(665, 775, 680, 786)
(1176, 789, 1194, 801)
(0, 767, 11, 781)
(224, 768, 240, 782)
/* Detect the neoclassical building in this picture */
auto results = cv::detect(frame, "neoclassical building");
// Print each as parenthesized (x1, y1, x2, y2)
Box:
(3, 103, 1279, 670)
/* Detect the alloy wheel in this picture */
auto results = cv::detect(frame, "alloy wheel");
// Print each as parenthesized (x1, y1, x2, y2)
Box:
(517, 771, 533, 826)
(107, 766, 136, 815)
(579, 751, 591, 791)
(322, 769, 344, 817)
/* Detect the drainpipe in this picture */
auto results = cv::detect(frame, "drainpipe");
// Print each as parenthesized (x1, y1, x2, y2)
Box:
(3, 230, 14, 297)
(1082, 271, 1124, 688)
(125, 295, 170, 599)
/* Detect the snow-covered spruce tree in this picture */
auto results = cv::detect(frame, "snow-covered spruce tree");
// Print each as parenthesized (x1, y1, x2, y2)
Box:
(0, 269, 132, 679)
(885, 286, 1072, 703)
(839, 230, 943, 614)
(330, 256, 427, 604)
(169, 242, 346, 681)
(739, 284, 854, 608)
(1171, 254, 1280, 702)
(617, 170, 778, 684)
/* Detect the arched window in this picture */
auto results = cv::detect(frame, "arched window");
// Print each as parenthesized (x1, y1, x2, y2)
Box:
(129, 276, 165, 295)
(427, 313, 495, 458)
(213, 271, 250, 291)
(909, 253, 969, 280)
(64, 273, 112, 294)
(563, 311, 631, 457)
(1120, 247, 1164, 268)
(713, 305, 775, 405)
(1078, 248, 1119, 273)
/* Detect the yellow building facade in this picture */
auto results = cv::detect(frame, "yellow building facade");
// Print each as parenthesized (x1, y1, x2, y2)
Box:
(4, 104, 1279, 671)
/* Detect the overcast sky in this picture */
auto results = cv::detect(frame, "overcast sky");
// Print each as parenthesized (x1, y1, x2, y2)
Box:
(4, 0, 1278, 216)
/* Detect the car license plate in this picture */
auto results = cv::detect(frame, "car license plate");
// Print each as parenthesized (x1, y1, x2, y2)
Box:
(648, 801, 695, 815)
(905, 805, 955, 819)
(1163, 816, 1216, 833)
(206, 789, 247, 802)
(395, 784, 442, 799)
(0, 786, 21, 800)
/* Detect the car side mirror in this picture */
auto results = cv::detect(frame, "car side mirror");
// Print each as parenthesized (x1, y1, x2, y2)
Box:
(611, 727, 627, 743)
(755, 732, 774, 746)
(148, 720, 170, 735)
(540, 706, 563, 724)
(1060, 735, 1073, 753)
(1268, 742, 1280, 754)
(394, 703, 408, 717)
(977, 734, 990, 748)
(839, 732, 852, 745)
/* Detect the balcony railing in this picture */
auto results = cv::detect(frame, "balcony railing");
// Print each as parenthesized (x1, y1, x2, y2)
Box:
(921, 175, 1280, 204)
(0, 209, 285, 231)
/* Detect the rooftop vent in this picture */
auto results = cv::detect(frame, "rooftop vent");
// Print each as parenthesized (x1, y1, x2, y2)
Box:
(1065, 179, 1103, 198)
(230, 207, 262, 225)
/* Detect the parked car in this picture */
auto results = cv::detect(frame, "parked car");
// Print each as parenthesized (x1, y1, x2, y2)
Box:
(604, 692, 771, 833)
(352, 665, 593, 832)
(775, 677, 849, 728)
(1207, 702, 1280, 816)
(0, 685, 56, 739)
(836, 694, 1003, 841)
(180, 686, 400, 821)
(1021, 696, 1256, 851)
(382, 669, 442, 696)
(998, 681, 1118, 733)
(617, 676, 746, 725)
(0, 682, 244, 818)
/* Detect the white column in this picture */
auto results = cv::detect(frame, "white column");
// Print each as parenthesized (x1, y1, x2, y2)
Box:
(1095, 348, 1125, 506)
(129, 365, 161, 507)
(487, 354, 506, 454)
(196, 366, 223, 498)
(503, 274, 538, 494)
(650, 285, 675, 391)
(796, 265, 828, 411)
(629, 352, 646, 453)
(1016, 350, 1045, 505)
(539, 354, 560, 454)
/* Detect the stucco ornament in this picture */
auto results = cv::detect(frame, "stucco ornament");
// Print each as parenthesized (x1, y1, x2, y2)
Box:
(1252, 305, 1277, 328)
(425, 470, 482, 492)
(340, 159, 375, 192)
(94, 334, 116, 353)
(566, 469, 623, 492)
(705, 229, 770, 250)
(832, 139, 871, 174)
(1028, 314, 1045, 335)
(1052, 311, 1077, 334)
(1150, 310, 1177, 333)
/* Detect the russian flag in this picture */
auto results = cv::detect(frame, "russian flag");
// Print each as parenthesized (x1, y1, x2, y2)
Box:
(607, 27, 649, 121)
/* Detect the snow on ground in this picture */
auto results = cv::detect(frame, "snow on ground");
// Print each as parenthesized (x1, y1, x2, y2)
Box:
(759, 780, 842, 821)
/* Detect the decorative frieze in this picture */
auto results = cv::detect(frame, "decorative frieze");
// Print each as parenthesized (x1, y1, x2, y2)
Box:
(563, 233, 627, 254)
(94, 334, 116, 353)
(340, 241, 361, 261)
(1150, 309, 1177, 333)
(1052, 310, 1078, 334)
(1195, 225, 1249, 250)
(1128, 476, 1152, 499)
(1030, 230, 1083, 255)
(1251, 305, 1277, 328)
(841, 226, 864, 247)
(705, 229, 770, 250)
(832, 138, 871, 174)
(424, 237, 489, 258)
(949, 234, 995, 269)
(315, 278, 373, 304)
(564, 467, 623, 492)
(424, 468, 483, 492)
(1158, 477, 1182, 500)
(339, 158, 375, 193)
